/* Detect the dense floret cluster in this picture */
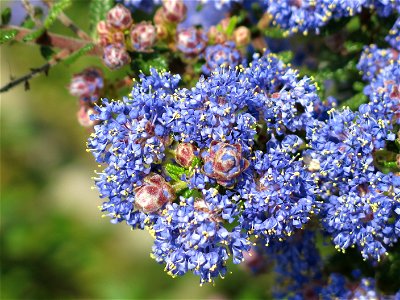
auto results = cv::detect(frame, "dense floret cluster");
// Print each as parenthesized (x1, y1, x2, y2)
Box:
(87, 53, 332, 283)
(71, 0, 400, 296)
(88, 47, 400, 288)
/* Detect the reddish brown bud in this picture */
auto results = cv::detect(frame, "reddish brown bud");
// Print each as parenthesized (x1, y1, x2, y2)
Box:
(162, 0, 187, 23)
(134, 174, 175, 213)
(175, 143, 198, 168)
(107, 4, 133, 31)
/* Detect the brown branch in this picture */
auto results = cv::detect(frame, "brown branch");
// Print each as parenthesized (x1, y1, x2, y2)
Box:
(22, 0, 43, 27)
(2, 25, 102, 55)
(42, 0, 92, 41)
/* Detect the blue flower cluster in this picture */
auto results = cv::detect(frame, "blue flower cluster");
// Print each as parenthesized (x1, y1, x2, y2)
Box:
(87, 52, 399, 284)
(321, 273, 400, 299)
(87, 53, 327, 283)
(264, 0, 400, 34)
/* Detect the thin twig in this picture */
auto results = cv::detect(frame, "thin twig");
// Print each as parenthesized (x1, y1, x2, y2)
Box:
(22, 0, 42, 27)
(1, 48, 71, 93)
(2, 25, 102, 55)
(43, 0, 92, 41)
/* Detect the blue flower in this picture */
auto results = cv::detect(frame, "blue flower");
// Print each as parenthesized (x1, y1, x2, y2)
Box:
(150, 196, 250, 284)
(386, 17, 400, 51)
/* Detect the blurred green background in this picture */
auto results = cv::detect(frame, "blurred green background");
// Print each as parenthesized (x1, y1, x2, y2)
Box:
(0, 1, 273, 298)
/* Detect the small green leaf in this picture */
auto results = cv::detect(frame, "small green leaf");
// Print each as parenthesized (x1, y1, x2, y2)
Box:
(182, 189, 194, 198)
(44, 0, 72, 29)
(0, 29, 18, 44)
(22, 28, 45, 42)
(225, 16, 238, 37)
(63, 43, 94, 65)
(21, 18, 36, 29)
(263, 26, 285, 38)
(346, 16, 360, 32)
(353, 81, 364, 92)
(1, 7, 11, 25)
(138, 56, 168, 74)
(40, 46, 55, 61)
(373, 150, 399, 173)
(339, 92, 367, 111)
(276, 50, 293, 64)
(89, 0, 114, 38)
(344, 41, 364, 53)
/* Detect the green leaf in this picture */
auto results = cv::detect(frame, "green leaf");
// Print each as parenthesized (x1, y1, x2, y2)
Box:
(22, 28, 45, 42)
(182, 189, 194, 198)
(339, 92, 367, 111)
(352, 81, 364, 92)
(225, 16, 238, 37)
(40, 46, 55, 61)
(1, 7, 11, 25)
(89, 0, 114, 38)
(0, 29, 18, 44)
(344, 41, 364, 53)
(373, 150, 399, 173)
(138, 56, 168, 75)
(276, 50, 293, 64)
(346, 16, 360, 32)
(62, 43, 94, 65)
(191, 157, 201, 168)
(44, 0, 72, 29)
(263, 26, 285, 38)
(21, 18, 36, 29)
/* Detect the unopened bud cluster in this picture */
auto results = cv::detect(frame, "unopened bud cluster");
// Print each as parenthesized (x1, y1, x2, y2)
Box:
(68, 67, 103, 127)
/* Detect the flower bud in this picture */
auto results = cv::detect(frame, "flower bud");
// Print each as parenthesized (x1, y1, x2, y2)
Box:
(202, 42, 241, 75)
(107, 4, 133, 31)
(233, 26, 251, 47)
(154, 8, 166, 25)
(97, 20, 111, 36)
(77, 106, 98, 127)
(130, 22, 157, 52)
(156, 24, 168, 40)
(69, 68, 104, 102)
(176, 27, 207, 57)
(207, 26, 227, 44)
(134, 174, 175, 213)
(175, 143, 198, 168)
(162, 0, 187, 23)
(103, 44, 131, 70)
(201, 141, 249, 187)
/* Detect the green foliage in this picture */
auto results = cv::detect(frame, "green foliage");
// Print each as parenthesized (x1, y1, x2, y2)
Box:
(40, 46, 56, 61)
(1, 7, 11, 25)
(276, 50, 293, 64)
(44, 0, 72, 29)
(373, 150, 400, 173)
(0, 29, 18, 45)
(339, 92, 368, 110)
(263, 26, 285, 38)
(225, 16, 238, 37)
(131, 53, 168, 75)
(89, 0, 114, 38)
(62, 43, 95, 65)
(165, 163, 190, 182)
(22, 28, 45, 42)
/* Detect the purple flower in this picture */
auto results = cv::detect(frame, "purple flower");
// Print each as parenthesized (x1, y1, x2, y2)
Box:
(201, 141, 249, 187)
